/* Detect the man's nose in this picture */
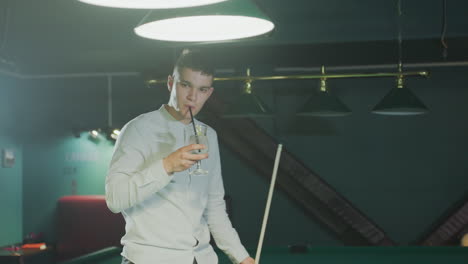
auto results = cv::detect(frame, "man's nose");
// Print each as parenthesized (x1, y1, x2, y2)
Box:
(187, 88, 198, 101)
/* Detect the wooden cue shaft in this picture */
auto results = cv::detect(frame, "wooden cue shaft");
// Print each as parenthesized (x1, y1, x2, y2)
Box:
(255, 144, 283, 264)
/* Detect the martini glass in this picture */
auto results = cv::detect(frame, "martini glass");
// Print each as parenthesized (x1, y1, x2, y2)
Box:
(188, 124, 209, 176)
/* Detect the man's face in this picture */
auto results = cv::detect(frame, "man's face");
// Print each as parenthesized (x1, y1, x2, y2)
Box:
(167, 67, 214, 123)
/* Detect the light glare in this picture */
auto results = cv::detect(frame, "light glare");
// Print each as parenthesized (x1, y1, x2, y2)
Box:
(134, 15, 275, 42)
(78, 0, 227, 9)
(90, 130, 99, 138)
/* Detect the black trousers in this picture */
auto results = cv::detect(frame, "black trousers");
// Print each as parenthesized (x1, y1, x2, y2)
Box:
(121, 257, 197, 264)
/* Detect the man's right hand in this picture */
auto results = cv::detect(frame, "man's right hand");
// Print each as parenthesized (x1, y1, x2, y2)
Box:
(163, 144, 208, 174)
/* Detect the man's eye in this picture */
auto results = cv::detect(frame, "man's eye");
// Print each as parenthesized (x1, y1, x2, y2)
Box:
(200, 88, 209, 92)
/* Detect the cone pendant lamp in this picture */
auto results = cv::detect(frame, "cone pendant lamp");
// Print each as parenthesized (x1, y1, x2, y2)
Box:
(223, 70, 272, 118)
(372, 75, 428, 115)
(296, 66, 351, 117)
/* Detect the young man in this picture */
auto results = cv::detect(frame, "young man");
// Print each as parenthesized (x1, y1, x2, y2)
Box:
(106, 50, 254, 264)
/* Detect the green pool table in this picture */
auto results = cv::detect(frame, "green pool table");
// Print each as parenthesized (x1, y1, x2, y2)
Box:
(218, 246, 468, 264)
(58, 246, 468, 264)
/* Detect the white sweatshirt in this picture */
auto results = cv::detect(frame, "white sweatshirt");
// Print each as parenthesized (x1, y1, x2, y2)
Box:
(106, 105, 249, 264)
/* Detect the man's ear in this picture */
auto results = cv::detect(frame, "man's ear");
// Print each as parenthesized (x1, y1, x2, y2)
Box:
(167, 75, 174, 92)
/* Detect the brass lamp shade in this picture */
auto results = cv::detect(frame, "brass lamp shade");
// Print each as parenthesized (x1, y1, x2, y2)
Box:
(223, 92, 272, 118)
(134, 0, 275, 42)
(296, 90, 351, 117)
(372, 77, 428, 115)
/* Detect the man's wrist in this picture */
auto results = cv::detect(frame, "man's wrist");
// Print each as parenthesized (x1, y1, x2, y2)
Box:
(162, 158, 173, 175)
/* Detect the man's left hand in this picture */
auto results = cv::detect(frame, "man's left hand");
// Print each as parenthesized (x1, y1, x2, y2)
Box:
(240, 257, 255, 264)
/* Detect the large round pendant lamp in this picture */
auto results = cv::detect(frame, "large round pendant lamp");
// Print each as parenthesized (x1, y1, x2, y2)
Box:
(77, 0, 228, 9)
(134, 0, 275, 42)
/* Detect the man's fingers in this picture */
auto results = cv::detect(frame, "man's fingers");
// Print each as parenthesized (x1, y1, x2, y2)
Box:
(183, 160, 195, 169)
(182, 152, 208, 161)
(191, 144, 206, 152)
(166, 145, 209, 173)
(182, 144, 206, 152)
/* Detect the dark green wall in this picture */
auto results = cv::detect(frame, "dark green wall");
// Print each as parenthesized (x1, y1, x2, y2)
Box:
(218, 66, 468, 246)
(0, 135, 23, 246)
(220, 145, 341, 247)
(0, 76, 23, 246)
(22, 131, 114, 242)
(6, 66, 468, 249)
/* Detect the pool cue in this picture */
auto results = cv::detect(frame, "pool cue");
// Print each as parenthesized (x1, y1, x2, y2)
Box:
(255, 144, 283, 264)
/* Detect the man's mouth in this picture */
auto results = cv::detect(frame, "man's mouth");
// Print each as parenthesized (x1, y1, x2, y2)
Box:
(184, 105, 197, 116)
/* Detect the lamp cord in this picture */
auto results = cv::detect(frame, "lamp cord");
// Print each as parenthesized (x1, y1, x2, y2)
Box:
(108, 75, 113, 128)
(136, 10, 154, 27)
(441, 0, 448, 59)
(397, 0, 403, 70)
(0, 4, 10, 52)
(0, 1, 16, 70)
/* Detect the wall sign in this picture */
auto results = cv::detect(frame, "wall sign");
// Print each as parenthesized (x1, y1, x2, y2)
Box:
(2, 149, 15, 168)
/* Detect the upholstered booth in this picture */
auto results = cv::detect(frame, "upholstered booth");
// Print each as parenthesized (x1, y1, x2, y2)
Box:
(56, 195, 125, 263)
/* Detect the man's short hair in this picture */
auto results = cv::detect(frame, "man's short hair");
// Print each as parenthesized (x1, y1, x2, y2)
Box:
(174, 49, 215, 77)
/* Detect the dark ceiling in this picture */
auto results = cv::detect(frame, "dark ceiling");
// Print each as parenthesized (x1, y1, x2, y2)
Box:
(0, 0, 467, 75)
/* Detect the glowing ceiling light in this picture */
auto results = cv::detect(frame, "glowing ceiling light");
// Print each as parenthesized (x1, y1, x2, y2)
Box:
(135, 15, 274, 42)
(110, 129, 121, 140)
(134, 0, 275, 42)
(90, 130, 99, 138)
(77, 0, 228, 9)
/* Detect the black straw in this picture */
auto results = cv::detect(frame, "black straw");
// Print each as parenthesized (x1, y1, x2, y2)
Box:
(189, 108, 200, 145)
